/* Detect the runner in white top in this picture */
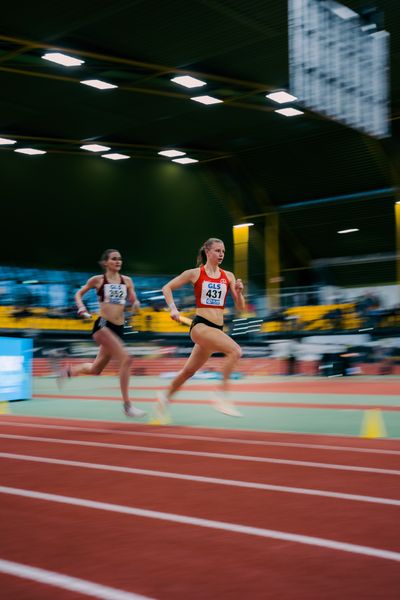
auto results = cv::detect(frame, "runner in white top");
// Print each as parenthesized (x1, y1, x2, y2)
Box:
(61, 249, 146, 419)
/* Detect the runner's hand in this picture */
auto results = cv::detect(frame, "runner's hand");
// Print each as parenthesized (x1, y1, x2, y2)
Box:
(235, 278, 244, 293)
(132, 300, 141, 312)
(170, 307, 181, 322)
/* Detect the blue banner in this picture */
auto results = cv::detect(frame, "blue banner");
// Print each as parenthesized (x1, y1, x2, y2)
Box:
(0, 337, 33, 401)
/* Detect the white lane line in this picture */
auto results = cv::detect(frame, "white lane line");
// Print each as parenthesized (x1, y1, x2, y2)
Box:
(0, 433, 399, 476)
(1, 451, 400, 507)
(0, 558, 155, 600)
(1, 418, 399, 455)
(1, 486, 400, 563)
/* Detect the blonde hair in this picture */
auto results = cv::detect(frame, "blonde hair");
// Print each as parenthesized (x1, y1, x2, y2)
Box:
(196, 238, 224, 266)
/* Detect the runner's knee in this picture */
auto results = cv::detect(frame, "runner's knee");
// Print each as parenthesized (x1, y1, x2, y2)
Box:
(228, 345, 242, 361)
(91, 364, 104, 376)
(120, 353, 131, 368)
(91, 368, 103, 376)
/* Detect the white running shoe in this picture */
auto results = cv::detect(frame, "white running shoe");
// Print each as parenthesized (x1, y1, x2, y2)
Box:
(212, 393, 243, 418)
(155, 391, 171, 424)
(56, 365, 71, 389)
(123, 403, 147, 419)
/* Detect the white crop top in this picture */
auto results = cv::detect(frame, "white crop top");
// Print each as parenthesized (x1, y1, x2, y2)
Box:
(97, 274, 127, 305)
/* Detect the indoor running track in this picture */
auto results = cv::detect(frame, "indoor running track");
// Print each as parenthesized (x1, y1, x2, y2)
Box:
(0, 414, 399, 599)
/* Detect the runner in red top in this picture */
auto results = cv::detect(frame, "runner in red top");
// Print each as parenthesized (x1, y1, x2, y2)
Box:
(156, 237, 245, 420)
(194, 264, 230, 309)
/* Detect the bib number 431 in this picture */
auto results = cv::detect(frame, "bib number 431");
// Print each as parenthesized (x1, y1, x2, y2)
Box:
(200, 282, 227, 306)
(206, 289, 221, 299)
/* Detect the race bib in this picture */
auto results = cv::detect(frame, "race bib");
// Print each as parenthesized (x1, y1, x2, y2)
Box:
(104, 283, 127, 305)
(200, 281, 227, 307)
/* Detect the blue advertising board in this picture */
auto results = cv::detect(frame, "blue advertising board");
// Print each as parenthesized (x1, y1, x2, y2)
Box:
(0, 337, 33, 401)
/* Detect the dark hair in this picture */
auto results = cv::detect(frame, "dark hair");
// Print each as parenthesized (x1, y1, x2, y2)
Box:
(99, 249, 121, 270)
(196, 238, 224, 266)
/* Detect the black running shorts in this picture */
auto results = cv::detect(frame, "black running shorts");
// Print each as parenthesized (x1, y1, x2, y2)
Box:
(190, 315, 223, 333)
(92, 317, 124, 340)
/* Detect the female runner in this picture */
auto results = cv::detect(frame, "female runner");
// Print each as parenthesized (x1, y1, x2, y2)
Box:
(63, 249, 146, 419)
(156, 237, 245, 420)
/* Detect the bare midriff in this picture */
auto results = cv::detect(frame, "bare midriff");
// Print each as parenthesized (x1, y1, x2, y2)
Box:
(99, 303, 125, 325)
(196, 306, 224, 326)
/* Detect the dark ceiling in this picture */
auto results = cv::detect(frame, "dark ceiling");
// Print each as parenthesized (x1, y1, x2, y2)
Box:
(1, 0, 400, 282)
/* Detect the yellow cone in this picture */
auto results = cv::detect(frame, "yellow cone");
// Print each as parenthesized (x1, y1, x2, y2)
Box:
(360, 409, 387, 439)
(0, 401, 10, 415)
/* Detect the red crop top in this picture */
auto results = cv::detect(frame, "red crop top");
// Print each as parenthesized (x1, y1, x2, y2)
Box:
(194, 266, 229, 309)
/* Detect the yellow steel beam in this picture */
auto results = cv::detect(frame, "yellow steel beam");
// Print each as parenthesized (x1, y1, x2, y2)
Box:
(265, 212, 280, 310)
(233, 225, 250, 285)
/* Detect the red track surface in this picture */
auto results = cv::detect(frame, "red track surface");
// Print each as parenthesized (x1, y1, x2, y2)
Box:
(1, 415, 399, 599)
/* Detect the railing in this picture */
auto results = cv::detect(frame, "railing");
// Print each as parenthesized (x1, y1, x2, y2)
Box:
(0, 304, 399, 336)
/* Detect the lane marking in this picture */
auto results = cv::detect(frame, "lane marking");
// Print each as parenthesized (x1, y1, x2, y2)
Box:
(0, 558, 155, 599)
(0, 433, 399, 476)
(1, 419, 399, 455)
(1, 486, 400, 563)
(30, 393, 400, 411)
(1, 451, 400, 506)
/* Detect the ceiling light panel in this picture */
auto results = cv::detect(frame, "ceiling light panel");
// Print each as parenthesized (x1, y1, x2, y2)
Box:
(190, 95, 223, 105)
(266, 91, 298, 104)
(158, 150, 186, 157)
(80, 80, 118, 90)
(15, 148, 47, 155)
(81, 144, 111, 152)
(172, 157, 199, 164)
(42, 52, 84, 67)
(171, 76, 207, 88)
(101, 153, 130, 160)
(275, 108, 304, 117)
